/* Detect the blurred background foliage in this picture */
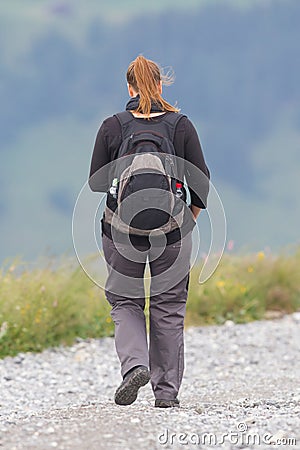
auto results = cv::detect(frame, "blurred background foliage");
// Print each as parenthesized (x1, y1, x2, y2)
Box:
(1, 247, 299, 358)
(0, 0, 300, 262)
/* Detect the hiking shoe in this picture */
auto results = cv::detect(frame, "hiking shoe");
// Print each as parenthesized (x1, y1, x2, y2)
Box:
(155, 398, 180, 408)
(114, 366, 150, 406)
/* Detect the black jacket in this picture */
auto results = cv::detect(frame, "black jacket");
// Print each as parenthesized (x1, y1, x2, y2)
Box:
(89, 98, 210, 246)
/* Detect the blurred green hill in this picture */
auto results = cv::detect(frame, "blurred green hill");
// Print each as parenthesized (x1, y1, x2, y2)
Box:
(0, 0, 299, 261)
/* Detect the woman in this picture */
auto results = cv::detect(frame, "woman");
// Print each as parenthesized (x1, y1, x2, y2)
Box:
(89, 55, 210, 408)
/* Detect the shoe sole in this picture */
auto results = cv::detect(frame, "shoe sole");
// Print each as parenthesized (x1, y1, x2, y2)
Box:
(155, 400, 180, 408)
(115, 367, 150, 406)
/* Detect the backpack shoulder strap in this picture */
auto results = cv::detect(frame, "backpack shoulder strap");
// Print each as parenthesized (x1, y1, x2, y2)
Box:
(114, 110, 186, 141)
(162, 112, 187, 141)
(114, 111, 135, 139)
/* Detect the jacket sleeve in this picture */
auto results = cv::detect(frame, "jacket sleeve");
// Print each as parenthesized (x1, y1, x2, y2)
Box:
(88, 121, 110, 192)
(183, 118, 210, 208)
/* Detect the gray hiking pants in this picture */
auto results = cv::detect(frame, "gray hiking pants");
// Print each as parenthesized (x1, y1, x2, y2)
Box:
(102, 231, 193, 400)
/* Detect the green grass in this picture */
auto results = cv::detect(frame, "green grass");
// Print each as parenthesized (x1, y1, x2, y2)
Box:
(0, 258, 114, 358)
(186, 247, 300, 326)
(0, 247, 300, 359)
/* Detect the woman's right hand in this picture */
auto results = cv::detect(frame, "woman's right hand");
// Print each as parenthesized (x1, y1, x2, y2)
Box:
(189, 204, 201, 221)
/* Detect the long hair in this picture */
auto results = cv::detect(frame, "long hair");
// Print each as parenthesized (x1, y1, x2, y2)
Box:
(126, 55, 180, 118)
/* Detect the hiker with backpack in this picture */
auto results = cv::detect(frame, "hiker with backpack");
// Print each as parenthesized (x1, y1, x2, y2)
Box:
(89, 55, 210, 408)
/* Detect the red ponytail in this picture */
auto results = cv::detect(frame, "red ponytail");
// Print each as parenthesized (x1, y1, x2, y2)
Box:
(126, 55, 179, 118)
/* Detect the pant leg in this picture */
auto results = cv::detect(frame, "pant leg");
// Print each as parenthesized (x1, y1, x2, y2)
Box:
(102, 234, 149, 378)
(148, 232, 192, 400)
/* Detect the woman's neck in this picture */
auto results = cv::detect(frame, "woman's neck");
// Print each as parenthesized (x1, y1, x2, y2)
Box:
(130, 111, 166, 118)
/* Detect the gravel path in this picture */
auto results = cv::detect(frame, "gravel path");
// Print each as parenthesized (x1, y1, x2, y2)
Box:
(1, 314, 300, 450)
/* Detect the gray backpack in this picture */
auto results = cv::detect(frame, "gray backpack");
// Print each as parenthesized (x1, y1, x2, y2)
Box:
(104, 111, 186, 236)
